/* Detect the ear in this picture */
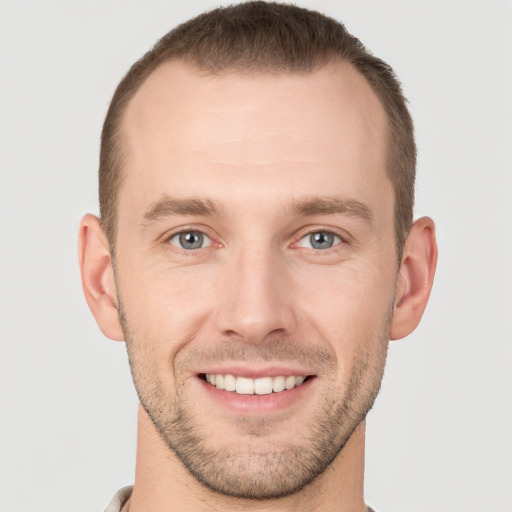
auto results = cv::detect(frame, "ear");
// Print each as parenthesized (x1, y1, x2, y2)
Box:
(390, 217, 438, 340)
(78, 214, 124, 341)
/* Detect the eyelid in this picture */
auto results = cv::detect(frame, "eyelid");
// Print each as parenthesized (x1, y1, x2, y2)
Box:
(161, 225, 220, 249)
(297, 233, 340, 249)
(293, 227, 348, 249)
(168, 230, 212, 249)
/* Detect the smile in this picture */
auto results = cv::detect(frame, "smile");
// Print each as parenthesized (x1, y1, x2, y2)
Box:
(204, 374, 307, 395)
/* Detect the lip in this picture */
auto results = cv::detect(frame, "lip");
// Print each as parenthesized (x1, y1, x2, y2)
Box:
(196, 370, 316, 415)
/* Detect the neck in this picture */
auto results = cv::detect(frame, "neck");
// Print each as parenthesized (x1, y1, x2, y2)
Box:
(126, 405, 367, 512)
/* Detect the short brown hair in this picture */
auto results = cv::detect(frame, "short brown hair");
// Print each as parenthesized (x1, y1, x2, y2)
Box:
(99, 1, 415, 257)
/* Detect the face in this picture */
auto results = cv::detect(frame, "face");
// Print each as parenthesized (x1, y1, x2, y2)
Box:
(114, 61, 398, 498)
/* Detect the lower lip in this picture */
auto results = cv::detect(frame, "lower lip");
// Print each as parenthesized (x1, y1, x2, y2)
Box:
(198, 377, 314, 414)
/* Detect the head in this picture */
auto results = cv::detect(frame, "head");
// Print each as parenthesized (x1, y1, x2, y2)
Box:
(79, 1, 436, 502)
(99, 1, 416, 259)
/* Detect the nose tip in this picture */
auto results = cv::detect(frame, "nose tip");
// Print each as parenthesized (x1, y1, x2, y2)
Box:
(222, 316, 287, 343)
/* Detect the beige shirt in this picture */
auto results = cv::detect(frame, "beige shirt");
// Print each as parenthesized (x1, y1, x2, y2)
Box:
(104, 486, 133, 512)
(104, 486, 377, 511)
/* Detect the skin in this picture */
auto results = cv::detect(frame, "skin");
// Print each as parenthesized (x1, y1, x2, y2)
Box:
(79, 60, 437, 511)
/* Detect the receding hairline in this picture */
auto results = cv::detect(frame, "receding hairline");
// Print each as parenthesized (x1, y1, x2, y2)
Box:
(114, 56, 391, 199)
(122, 57, 387, 133)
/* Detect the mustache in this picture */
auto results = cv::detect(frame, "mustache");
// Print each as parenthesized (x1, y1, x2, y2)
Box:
(179, 336, 337, 371)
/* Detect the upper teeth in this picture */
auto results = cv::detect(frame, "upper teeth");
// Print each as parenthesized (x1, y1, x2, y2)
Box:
(205, 374, 306, 395)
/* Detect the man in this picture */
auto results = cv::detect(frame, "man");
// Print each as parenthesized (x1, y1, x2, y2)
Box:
(78, 2, 437, 511)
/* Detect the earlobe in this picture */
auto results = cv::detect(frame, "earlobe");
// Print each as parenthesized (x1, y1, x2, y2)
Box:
(78, 214, 124, 341)
(390, 217, 438, 340)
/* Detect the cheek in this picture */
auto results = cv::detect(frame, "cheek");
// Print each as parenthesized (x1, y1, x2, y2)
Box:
(117, 261, 219, 353)
(296, 262, 395, 368)
(298, 258, 396, 319)
(118, 274, 210, 398)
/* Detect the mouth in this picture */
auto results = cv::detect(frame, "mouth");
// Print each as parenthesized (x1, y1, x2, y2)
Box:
(200, 373, 311, 395)
(197, 369, 316, 415)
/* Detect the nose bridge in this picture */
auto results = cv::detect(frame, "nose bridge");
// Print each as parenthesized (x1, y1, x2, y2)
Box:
(217, 241, 294, 342)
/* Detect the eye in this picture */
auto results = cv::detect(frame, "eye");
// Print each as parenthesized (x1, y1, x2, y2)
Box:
(296, 231, 342, 250)
(168, 230, 212, 250)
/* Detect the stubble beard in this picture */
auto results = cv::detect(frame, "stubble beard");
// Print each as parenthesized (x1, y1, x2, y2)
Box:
(118, 301, 391, 500)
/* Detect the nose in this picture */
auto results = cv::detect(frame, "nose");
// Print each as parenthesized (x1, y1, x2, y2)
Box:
(214, 245, 296, 343)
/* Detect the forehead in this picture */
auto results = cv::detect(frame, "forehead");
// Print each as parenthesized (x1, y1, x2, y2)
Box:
(120, 60, 390, 215)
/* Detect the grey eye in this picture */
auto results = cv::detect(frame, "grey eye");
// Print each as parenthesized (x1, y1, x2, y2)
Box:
(310, 232, 335, 249)
(297, 231, 341, 250)
(169, 231, 211, 250)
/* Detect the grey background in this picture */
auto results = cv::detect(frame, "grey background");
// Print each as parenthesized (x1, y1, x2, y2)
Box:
(0, 1, 511, 511)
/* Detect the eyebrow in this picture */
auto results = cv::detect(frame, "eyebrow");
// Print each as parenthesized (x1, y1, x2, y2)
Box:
(290, 196, 374, 225)
(141, 194, 374, 227)
(143, 196, 219, 225)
